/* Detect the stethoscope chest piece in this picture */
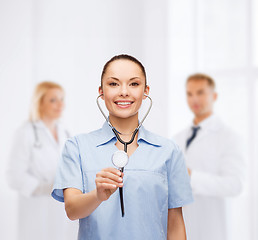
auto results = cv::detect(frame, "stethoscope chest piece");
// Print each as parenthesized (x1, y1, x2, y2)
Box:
(112, 150, 129, 169)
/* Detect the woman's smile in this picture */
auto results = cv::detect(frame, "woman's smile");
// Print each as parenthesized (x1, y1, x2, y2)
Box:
(115, 100, 134, 108)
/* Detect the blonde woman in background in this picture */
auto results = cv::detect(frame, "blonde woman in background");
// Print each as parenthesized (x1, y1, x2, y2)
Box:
(7, 81, 78, 240)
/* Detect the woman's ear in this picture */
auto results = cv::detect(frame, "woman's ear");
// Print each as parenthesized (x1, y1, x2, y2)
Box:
(98, 86, 104, 99)
(143, 85, 150, 99)
(213, 92, 218, 101)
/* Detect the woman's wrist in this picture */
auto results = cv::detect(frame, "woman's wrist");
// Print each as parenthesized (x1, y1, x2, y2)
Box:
(93, 189, 104, 203)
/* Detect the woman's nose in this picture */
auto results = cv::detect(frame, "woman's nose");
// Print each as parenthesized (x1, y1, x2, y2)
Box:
(119, 85, 129, 97)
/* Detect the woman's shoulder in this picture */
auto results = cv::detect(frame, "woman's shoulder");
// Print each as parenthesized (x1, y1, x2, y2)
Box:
(69, 127, 105, 145)
(18, 120, 46, 131)
(74, 127, 102, 138)
(14, 121, 34, 136)
(9, 121, 35, 147)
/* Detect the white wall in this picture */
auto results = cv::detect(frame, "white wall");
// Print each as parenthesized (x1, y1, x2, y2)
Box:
(0, 1, 34, 239)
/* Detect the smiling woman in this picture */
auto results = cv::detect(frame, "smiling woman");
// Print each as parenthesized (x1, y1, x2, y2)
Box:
(51, 54, 194, 240)
(99, 56, 149, 135)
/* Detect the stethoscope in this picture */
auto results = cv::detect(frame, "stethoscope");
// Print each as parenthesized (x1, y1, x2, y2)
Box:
(96, 94, 152, 217)
(32, 122, 42, 148)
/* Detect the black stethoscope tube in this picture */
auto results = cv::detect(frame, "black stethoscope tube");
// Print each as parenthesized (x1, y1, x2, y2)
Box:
(112, 128, 139, 217)
(96, 94, 152, 217)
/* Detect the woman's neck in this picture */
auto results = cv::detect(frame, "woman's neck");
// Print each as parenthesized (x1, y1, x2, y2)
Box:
(41, 117, 57, 131)
(109, 114, 139, 135)
(109, 114, 140, 155)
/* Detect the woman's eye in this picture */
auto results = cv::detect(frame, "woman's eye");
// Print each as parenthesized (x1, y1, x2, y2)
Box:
(109, 82, 118, 86)
(131, 82, 139, 86)
(50, 98, 57, 103)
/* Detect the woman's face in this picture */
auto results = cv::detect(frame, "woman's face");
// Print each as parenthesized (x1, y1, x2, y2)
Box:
(99, 59, 149, 121)
(40, 88, 64, 120)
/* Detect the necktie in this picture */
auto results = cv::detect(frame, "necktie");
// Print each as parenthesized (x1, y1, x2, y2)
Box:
(186, 126, 200, 149)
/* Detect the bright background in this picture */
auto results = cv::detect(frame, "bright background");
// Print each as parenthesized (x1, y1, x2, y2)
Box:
(0, 0, 257, 239)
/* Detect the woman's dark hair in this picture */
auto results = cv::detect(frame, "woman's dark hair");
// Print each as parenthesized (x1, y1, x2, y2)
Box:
(101, 54, 147, 87)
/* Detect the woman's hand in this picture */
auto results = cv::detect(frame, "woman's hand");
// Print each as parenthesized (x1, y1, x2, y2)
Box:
(64, 167, 124, 220)
(95, 167, 124, 201)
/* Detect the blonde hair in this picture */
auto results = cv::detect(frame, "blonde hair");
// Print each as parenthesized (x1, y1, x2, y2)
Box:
(29, 81, 64, 121)
(186, 73, 216, 89)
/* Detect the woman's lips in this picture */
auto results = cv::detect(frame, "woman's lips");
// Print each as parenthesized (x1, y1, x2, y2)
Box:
(115, 101, 133, 108)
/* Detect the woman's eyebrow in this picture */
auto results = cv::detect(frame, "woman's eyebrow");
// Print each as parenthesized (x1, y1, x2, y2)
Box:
(107, 77, 141, 81)
(107, 77, 119, 81)
(129, 77, 141, 81)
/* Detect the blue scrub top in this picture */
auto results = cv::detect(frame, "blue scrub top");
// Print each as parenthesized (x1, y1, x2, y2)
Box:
(52, 122, 193, 240)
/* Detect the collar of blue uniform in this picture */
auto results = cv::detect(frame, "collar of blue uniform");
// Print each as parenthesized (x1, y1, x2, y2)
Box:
(96, 121, 161, 147)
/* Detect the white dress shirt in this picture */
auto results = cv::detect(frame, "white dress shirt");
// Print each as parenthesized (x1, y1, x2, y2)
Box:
(174, 114, 245, 240)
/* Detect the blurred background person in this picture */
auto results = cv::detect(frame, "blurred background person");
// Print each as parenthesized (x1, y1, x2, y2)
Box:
(174, 74, 245, 240)
(6, 81, 78, 240)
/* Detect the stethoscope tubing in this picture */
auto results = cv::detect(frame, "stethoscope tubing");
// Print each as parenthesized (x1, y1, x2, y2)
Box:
(96, 94, 152, 217)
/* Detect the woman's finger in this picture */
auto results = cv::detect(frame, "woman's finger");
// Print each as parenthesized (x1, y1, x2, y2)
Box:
(96, 169, 123, 183)
(102, 167, 122, 176)
(96, 182, 118, 190)
(96, 176, 123, 187)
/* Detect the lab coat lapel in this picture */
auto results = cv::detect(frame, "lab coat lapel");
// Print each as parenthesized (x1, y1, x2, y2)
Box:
(189, 115, 221, 146)
(193, 128, 209, 144)
(37, 121, 59, 148)
(56, 124, 67, 150)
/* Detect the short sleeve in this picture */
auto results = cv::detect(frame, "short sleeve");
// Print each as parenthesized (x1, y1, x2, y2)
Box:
(167, 146, 194, 208)
(51, 137, 84, 202)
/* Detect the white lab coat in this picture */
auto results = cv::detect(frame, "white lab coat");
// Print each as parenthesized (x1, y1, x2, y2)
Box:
(174, 115, 245, 240)
(7, 121, 78, 240)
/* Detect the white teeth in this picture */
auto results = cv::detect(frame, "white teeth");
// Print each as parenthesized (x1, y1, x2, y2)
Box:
(116, 102, 131, 105)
